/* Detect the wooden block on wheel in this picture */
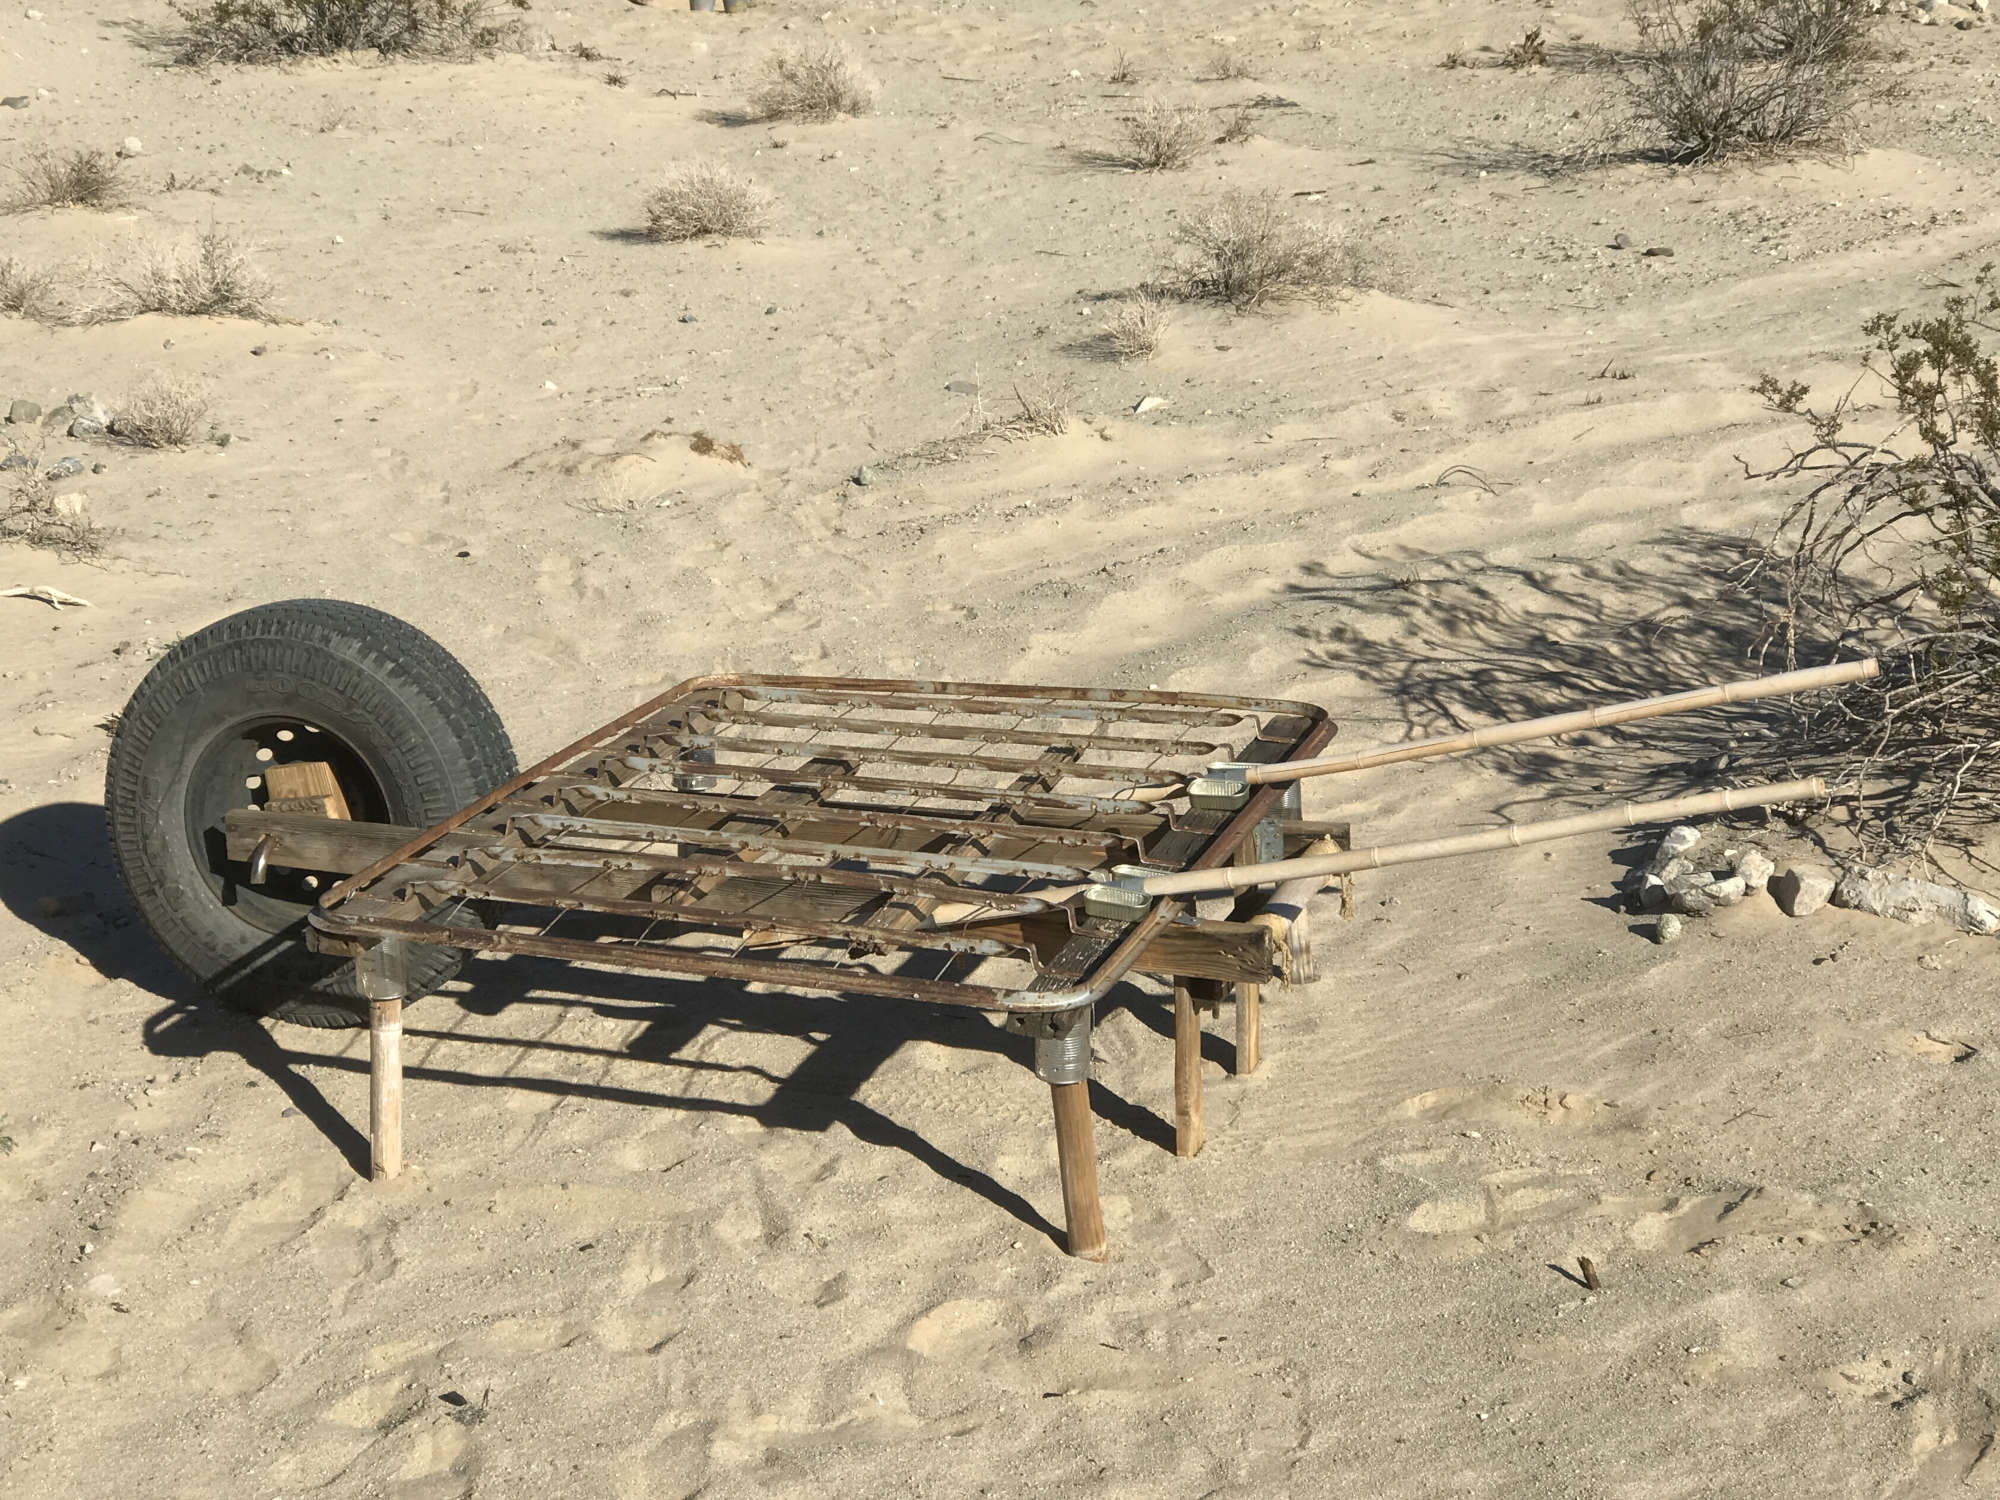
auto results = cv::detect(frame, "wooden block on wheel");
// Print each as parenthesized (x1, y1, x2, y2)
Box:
(264, 760, 352, 820)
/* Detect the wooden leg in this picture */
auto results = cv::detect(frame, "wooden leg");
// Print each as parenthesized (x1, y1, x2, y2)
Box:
(1174, 982, 1204, 1158)
(1234, 981, 1261, 1075)
(1050, 1081, 1107, 1260)
(369, 996, 403, 1181)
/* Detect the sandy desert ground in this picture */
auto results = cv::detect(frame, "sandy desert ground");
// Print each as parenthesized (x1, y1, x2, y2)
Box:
(6, 1, 2000, 1495)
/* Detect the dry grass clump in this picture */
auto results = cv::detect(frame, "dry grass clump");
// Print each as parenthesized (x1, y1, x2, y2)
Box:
(1096, 293, 1169, 362)
(95, 228, 277, 321)
(1002, 379, 1072, 438)
(0, 258, 59, 321)
(1206, 44, 1256, 81)
(1, 468, 105, 557)
(1115, 98, 1208, 171)
(1161, 191, 1362, 310)
(1216, 106, 1256, 145)
(749, 42, 878, 122)
(170, 0, 508, 63)
(115, 375, 213, 448)
(1626, 0, 1875, 163)
(641, 164, 774, 242)
(8, 148, 127, 212)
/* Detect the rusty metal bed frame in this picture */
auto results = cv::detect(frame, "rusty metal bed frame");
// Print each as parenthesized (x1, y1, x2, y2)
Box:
(237, 674, 1342, 1259)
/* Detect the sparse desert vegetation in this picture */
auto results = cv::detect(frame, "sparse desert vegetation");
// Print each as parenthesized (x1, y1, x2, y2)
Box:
(1, 466, 104, 556)
(92, 227, 277, 321)
(7, 148, 128, 213)
(1625, 0, 1876, 162)
(1162, 191, 1363, 309)
(0, 258, 57, 320)
(749, 42, 878, 122)
(642, 164, 774, 243)
(112, 375, 213, 448)
(1111, 98, 1208, 171)
(1094, 293, 1169, 361)
(170, 0, 509, 64)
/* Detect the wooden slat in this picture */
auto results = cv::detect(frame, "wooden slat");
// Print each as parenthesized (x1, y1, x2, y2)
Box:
(263, 760, 351, 820)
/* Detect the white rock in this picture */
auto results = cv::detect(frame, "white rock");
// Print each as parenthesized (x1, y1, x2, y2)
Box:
(1772, 863, 1835, 917)
(116, 136, 143, 158)
(1834, 867, 1999, 935)
(83, 1272, 122, 1300)
(1133, 395, 1167, 415)
(1705, 875, 1748, 907)
(1655, 913, 1683, 944)
(25, 7, 44, 18)
(1735, 849, 1775, 893)
(1648, 826, 1702, 871)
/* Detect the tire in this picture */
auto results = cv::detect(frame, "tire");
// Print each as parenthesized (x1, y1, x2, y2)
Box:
(105, 599, 517, 1028)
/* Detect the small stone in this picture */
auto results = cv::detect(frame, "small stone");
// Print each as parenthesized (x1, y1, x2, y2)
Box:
(116, 136, 143, 159)
(44, 455, 84, 479)
(1735, 849, 1776, 893)
(212, 431, 232, 448)
(0, 97, 29, 110)
(281, 1106, 301, 1118)
(250, 344, 268, 356)
(69, 416, 106, 438)
(7, 399, 41, 425)
(25, 7, 44, 18)
(1654, 913, 1683, 944)
(851, 465, 875, 487)
(1772, 863, 1835, 917)
(765, 304, 778, 315)
(1780, 1275, 1805, 1288)
(53, 492, 88, 517)
(1647, 826, 1702, 872)
(1611, 231, 1634, 249)
(1704, 874, 1748, 907)
(1134, 395, 1168, 415)
(1667, 886, 1716, 917)
(0, 452, 29, 471)
(1643, 246, 1676, 257)
(679, 312, 698, 323)
(946, 380, 980, 395)
(91, 461, 105, 473)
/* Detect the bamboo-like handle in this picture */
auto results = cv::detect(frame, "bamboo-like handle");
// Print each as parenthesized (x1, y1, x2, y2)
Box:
(1137, 778, 1826, 897)
(1243, 659, 1877, 785)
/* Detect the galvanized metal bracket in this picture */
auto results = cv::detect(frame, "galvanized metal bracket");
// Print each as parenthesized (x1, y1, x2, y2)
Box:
(1008, 1006, 1093, 1085)
(353, 937, 412, 1002)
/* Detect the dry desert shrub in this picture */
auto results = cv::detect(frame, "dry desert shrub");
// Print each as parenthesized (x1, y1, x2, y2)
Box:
(1, 468, 105, 557)
(1003, 379, 1071, 438)
(0, 258, 58, 320)
(95, 227, 277, 321)
(8, 148, 128, 212)
(1161, 191, 1362, 310)
(641, 164, 774, 242)
(1206, 44, 1256, 80)
(750, 43, 878, 122)
(1108, 49, 1140, 84)
(1743, 265, 2000, 854)
(1116, 98, 1207, 171)
(1626, 0, 1875, 163)
(115, 375, 213, 448)
(171, 0, 508, 62)
(1096, 293, 1168, 361)
(1215, 106, 1256, 145)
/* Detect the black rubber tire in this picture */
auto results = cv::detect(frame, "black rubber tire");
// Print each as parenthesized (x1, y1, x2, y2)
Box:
(105, 599, 517, 1028)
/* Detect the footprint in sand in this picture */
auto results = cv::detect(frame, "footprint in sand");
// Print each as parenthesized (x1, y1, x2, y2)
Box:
(1397, 1082, 1637, 1132)
(1822, 1344, 2000, 1493)
(181, 1315, 280, 1397)
(905, 1298, 1027, 1362)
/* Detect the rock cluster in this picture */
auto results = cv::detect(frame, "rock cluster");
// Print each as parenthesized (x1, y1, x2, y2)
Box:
(1629, 824, 1999, 943)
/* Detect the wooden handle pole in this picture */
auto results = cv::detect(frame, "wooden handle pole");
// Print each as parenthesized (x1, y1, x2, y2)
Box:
(1050, 1081, 1107, 1260)
(1173, 982, 1205, 1158)
(1139, 778, 1826, 898)
(1244, 658, 1877, 785)
(369, 996, 403, 1181)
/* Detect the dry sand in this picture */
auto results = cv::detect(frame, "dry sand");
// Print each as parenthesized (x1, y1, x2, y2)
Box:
(6, 2, 2000, 1495)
